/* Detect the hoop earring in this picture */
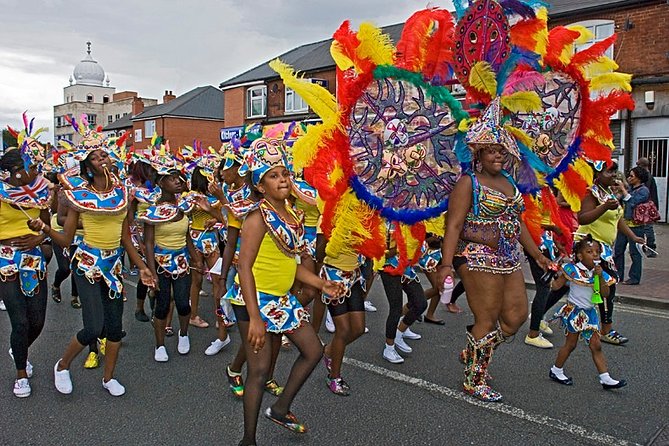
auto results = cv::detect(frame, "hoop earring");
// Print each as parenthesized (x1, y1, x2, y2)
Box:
(14, 172, 22, 179)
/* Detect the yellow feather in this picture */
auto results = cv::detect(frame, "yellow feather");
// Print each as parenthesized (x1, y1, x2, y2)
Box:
(330, 41, 356, 71)
(469, 61, 497, 96)
(501, 91, 543, 113)
(567, 25, 594, 45)
(292, 123, 330, 172)
(553, 176, 582, 212)
(504, 125, 534, 148)
(329, 163, 345, 186)
(534, 8, 549, 59)
(269, 59, 338, 121)
(572, 158, 594, 186)
(590, 72, 632, 92)
(356, 22, 395, 66)
(326, 190, 381, 259)
(582, 56, 619, 78)
(458, 118, 475, 133)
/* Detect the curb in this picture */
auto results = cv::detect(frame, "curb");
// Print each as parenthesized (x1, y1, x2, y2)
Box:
(524, 281, 669, 311)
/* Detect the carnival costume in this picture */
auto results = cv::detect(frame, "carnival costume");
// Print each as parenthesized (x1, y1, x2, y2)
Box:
(554, 261, 616, 344)
(222, 138, 308, 333)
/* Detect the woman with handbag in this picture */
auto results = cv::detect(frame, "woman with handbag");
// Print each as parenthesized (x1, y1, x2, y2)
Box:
(613, 166, 651, 285)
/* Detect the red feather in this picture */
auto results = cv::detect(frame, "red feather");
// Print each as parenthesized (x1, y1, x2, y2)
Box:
(581, 137, 614, 163)
(422, 9, 456, 82)
(561, 166, 589, 200)
(569, 34, 617, 68)
(396, 9, 435, 72)
(521, 195, 542, 245)
(510, 18, 544, 52)
(541, 187, 570, 243)
(6, 126, 19, 138)
(116, 131, 129, 147)
(545, 27, 581, 68)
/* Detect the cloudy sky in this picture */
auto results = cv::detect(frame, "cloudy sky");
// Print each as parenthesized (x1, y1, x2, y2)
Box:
(0, 0, 453, 142)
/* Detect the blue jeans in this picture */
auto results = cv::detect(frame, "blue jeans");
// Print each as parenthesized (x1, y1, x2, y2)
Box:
(613, 225, 646, 284)
(643, 224, 656, 249)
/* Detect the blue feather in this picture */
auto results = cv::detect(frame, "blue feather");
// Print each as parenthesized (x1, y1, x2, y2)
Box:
(454, 132, 471, 164)
(519, 143, 551, 174)
(496, 47, 542, 95)
(546, 138, 581, 184)
(453, 0, 468, 20)
(526, 0, 549, 8)
(500, 0, 536, 19)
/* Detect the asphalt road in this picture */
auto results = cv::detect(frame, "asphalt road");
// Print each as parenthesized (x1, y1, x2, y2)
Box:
(1, 270, 667, 446)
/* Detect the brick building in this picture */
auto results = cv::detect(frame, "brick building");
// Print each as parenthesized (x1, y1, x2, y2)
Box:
(104, 86, 225, 150)
(220, 0, 669, 218)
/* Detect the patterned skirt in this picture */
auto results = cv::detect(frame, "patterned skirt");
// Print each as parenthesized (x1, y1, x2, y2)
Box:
(554, 302, 600, 345)
(319, 264, 366, 305)
(0, 244, 46, 296)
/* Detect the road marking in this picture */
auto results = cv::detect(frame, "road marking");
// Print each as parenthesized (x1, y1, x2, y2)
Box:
(344, 357, 642, 446)
(615, 304, 669, 319)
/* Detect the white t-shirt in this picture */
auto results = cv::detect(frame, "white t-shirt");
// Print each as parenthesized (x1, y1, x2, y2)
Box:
(567, 281, 596, 309)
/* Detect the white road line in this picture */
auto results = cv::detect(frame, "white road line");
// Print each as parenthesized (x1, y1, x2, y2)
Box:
(615, 304, 669, 319)
(344, 357, 642, 446)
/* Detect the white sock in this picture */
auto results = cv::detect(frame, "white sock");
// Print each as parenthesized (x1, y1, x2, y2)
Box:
(385, 343, 395, 350)
(551, 365, 568, 380)
(599, 372, 619, 385)
(396, 329, 405, 338)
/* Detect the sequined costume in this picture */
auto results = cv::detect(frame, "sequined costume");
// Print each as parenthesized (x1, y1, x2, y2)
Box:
(455, 171, 524, 274)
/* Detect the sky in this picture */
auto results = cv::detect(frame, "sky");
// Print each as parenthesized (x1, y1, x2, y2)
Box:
(0, 0, 453, 142)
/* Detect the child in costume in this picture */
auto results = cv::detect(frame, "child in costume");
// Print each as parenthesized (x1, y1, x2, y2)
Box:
(139, 151, 196, 362)
(34, 117, 155, 397)
(549, 234, 627, 390)
(223, 137, 343, 446)
(0, 118, 51, 398)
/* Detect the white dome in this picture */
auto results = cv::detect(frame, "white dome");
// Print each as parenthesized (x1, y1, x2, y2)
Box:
(72, 43, 105, 86)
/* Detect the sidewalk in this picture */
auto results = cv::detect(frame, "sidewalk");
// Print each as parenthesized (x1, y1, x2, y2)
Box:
(523, 224, 669, 310)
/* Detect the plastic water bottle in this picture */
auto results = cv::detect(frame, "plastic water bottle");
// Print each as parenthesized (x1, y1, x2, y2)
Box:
(440, 276, 454, 304)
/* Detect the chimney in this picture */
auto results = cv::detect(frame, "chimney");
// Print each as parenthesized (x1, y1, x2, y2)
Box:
(132, 97, 144, 115)
(163, 90, 176, 103)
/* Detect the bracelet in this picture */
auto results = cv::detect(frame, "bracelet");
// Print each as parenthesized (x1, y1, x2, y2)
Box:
(441, 264, 453, 269)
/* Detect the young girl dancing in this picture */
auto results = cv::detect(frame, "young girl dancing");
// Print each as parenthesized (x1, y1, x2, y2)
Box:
(549, 234, 627, 390)
(224, 138, 343, 446)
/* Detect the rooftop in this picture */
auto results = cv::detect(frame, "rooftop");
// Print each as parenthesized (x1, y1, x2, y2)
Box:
(133, 86, 224, 121)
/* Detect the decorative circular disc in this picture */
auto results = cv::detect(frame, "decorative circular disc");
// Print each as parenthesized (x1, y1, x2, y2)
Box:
(348, 76, 461, 217)
(453, 0, 511, 87)
(511, 71, 582, 168)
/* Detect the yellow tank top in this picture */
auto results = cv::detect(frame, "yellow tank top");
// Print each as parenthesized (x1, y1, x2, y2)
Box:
(227, 212, 242, 229)
(236, 232, 297, 295)
(295, 198, 319, 228)
(51, 213, 62, 232)
(0, 203, 39, 238)
(191, 208, 212, 231)
(324, 248, 360, 272)
(137, 202, 150, 215)
(577, 207, 622, 247)
(155, 215, 189, 250)
(81, 212, 126, 249)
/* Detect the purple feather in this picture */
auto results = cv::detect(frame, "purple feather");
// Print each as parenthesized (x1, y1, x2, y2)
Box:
(500, 0, 535, 19)
(516, 158, 541, 194)
(28, 117, 35, 135)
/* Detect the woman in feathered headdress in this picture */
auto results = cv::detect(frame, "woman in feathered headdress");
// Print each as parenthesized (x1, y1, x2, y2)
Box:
(30, 115, 155, 397)
(0, 115, 52, 398)
(437, 98, 551, 402)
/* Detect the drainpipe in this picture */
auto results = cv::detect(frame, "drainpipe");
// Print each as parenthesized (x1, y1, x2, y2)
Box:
(624, 108, 633, 172)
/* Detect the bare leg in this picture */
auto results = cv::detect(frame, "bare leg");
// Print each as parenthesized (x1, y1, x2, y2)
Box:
(554, 332, 579, 368)
(588, 334, 608, 373)
(326, 311, 365, 378)
(102, 340, 120, 382)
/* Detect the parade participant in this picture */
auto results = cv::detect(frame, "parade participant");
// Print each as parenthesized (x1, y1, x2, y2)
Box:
(380, 222, 428, 365)
(438, 99, 550, 402)
(576, 161, 644, 345)
(223, 138, 343, 445)
(126, 157, 160, 322)
(32, 117, 155, 397)
(50, 183, 82, 309)
(549, 235, 627, 390)
(418, 214, 446, 325)
(319, 225, 367, 395)
(636, 157, 658, 255)
(614, 166, 650, 285)
(0, 119, 51, 398)
(139, 149, 198, 362)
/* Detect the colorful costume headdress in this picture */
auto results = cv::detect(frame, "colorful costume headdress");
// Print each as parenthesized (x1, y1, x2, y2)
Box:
(465, 97, 520, 159)
(239, 137, 290, 186)
(178, 140, 221, 182)
(149, 140, 183, 177)
(6, 112, 48, 173)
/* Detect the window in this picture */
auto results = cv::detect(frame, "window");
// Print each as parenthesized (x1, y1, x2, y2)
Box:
(103, 95, 110, 104)
(638, 139, 668, 177)
(285, 87, 308, 114)
(123, 112, 128, 117)
(144, 120, 156, 137)
(108, 115, 113, 124)
(88, 114, 97, 125)
(135, 129, 142, 142)
(86, 94, 94, 103)
(572, 20, 615, 59)
(247, 86, 267, 118)
(115, 114, 121, 120)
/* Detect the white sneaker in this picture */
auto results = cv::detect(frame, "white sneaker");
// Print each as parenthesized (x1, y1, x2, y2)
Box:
(524, 334, 554, 349)
(53, 360, 72, 394)
(9, 349, 33, 378)
(394, 334, 413, 353)
(177, 333, 190, 354)
(102, 378, 125, 397)
(401, 327, 422, 340)
(539, 320, 554, 336)
(205, 336, 231, 356)
(364, 300, 377, 312)
(13, 378, 31, 398)
(199, 290, 209, 297)
(0, 300, 6, 311)
(154, 346, 169, 362)
(364, 327, 369, 333)
(383, 345, 404, 364)
(325, 311, 335, 333)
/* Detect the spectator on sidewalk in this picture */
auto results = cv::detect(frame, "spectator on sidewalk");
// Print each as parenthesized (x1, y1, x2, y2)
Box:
(636, 158, 658, 256)
(614, 167, 650, 285)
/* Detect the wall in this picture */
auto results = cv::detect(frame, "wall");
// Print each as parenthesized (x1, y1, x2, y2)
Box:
(132, 117, 225, 150)
(223, 87, 246, 127)
(63, 84, 115, 104)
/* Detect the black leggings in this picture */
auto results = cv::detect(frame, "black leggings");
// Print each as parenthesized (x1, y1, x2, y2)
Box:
(52, 245, 78, 296)
(328, 282, 365, 318)
(527, 254, 552, 331)
(154, 273, 192, 320)
(598, 263, 617, 325)
(74, 272, 124, 344)
(380, 272, 427, 339)
(0, 279, 48, 370)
